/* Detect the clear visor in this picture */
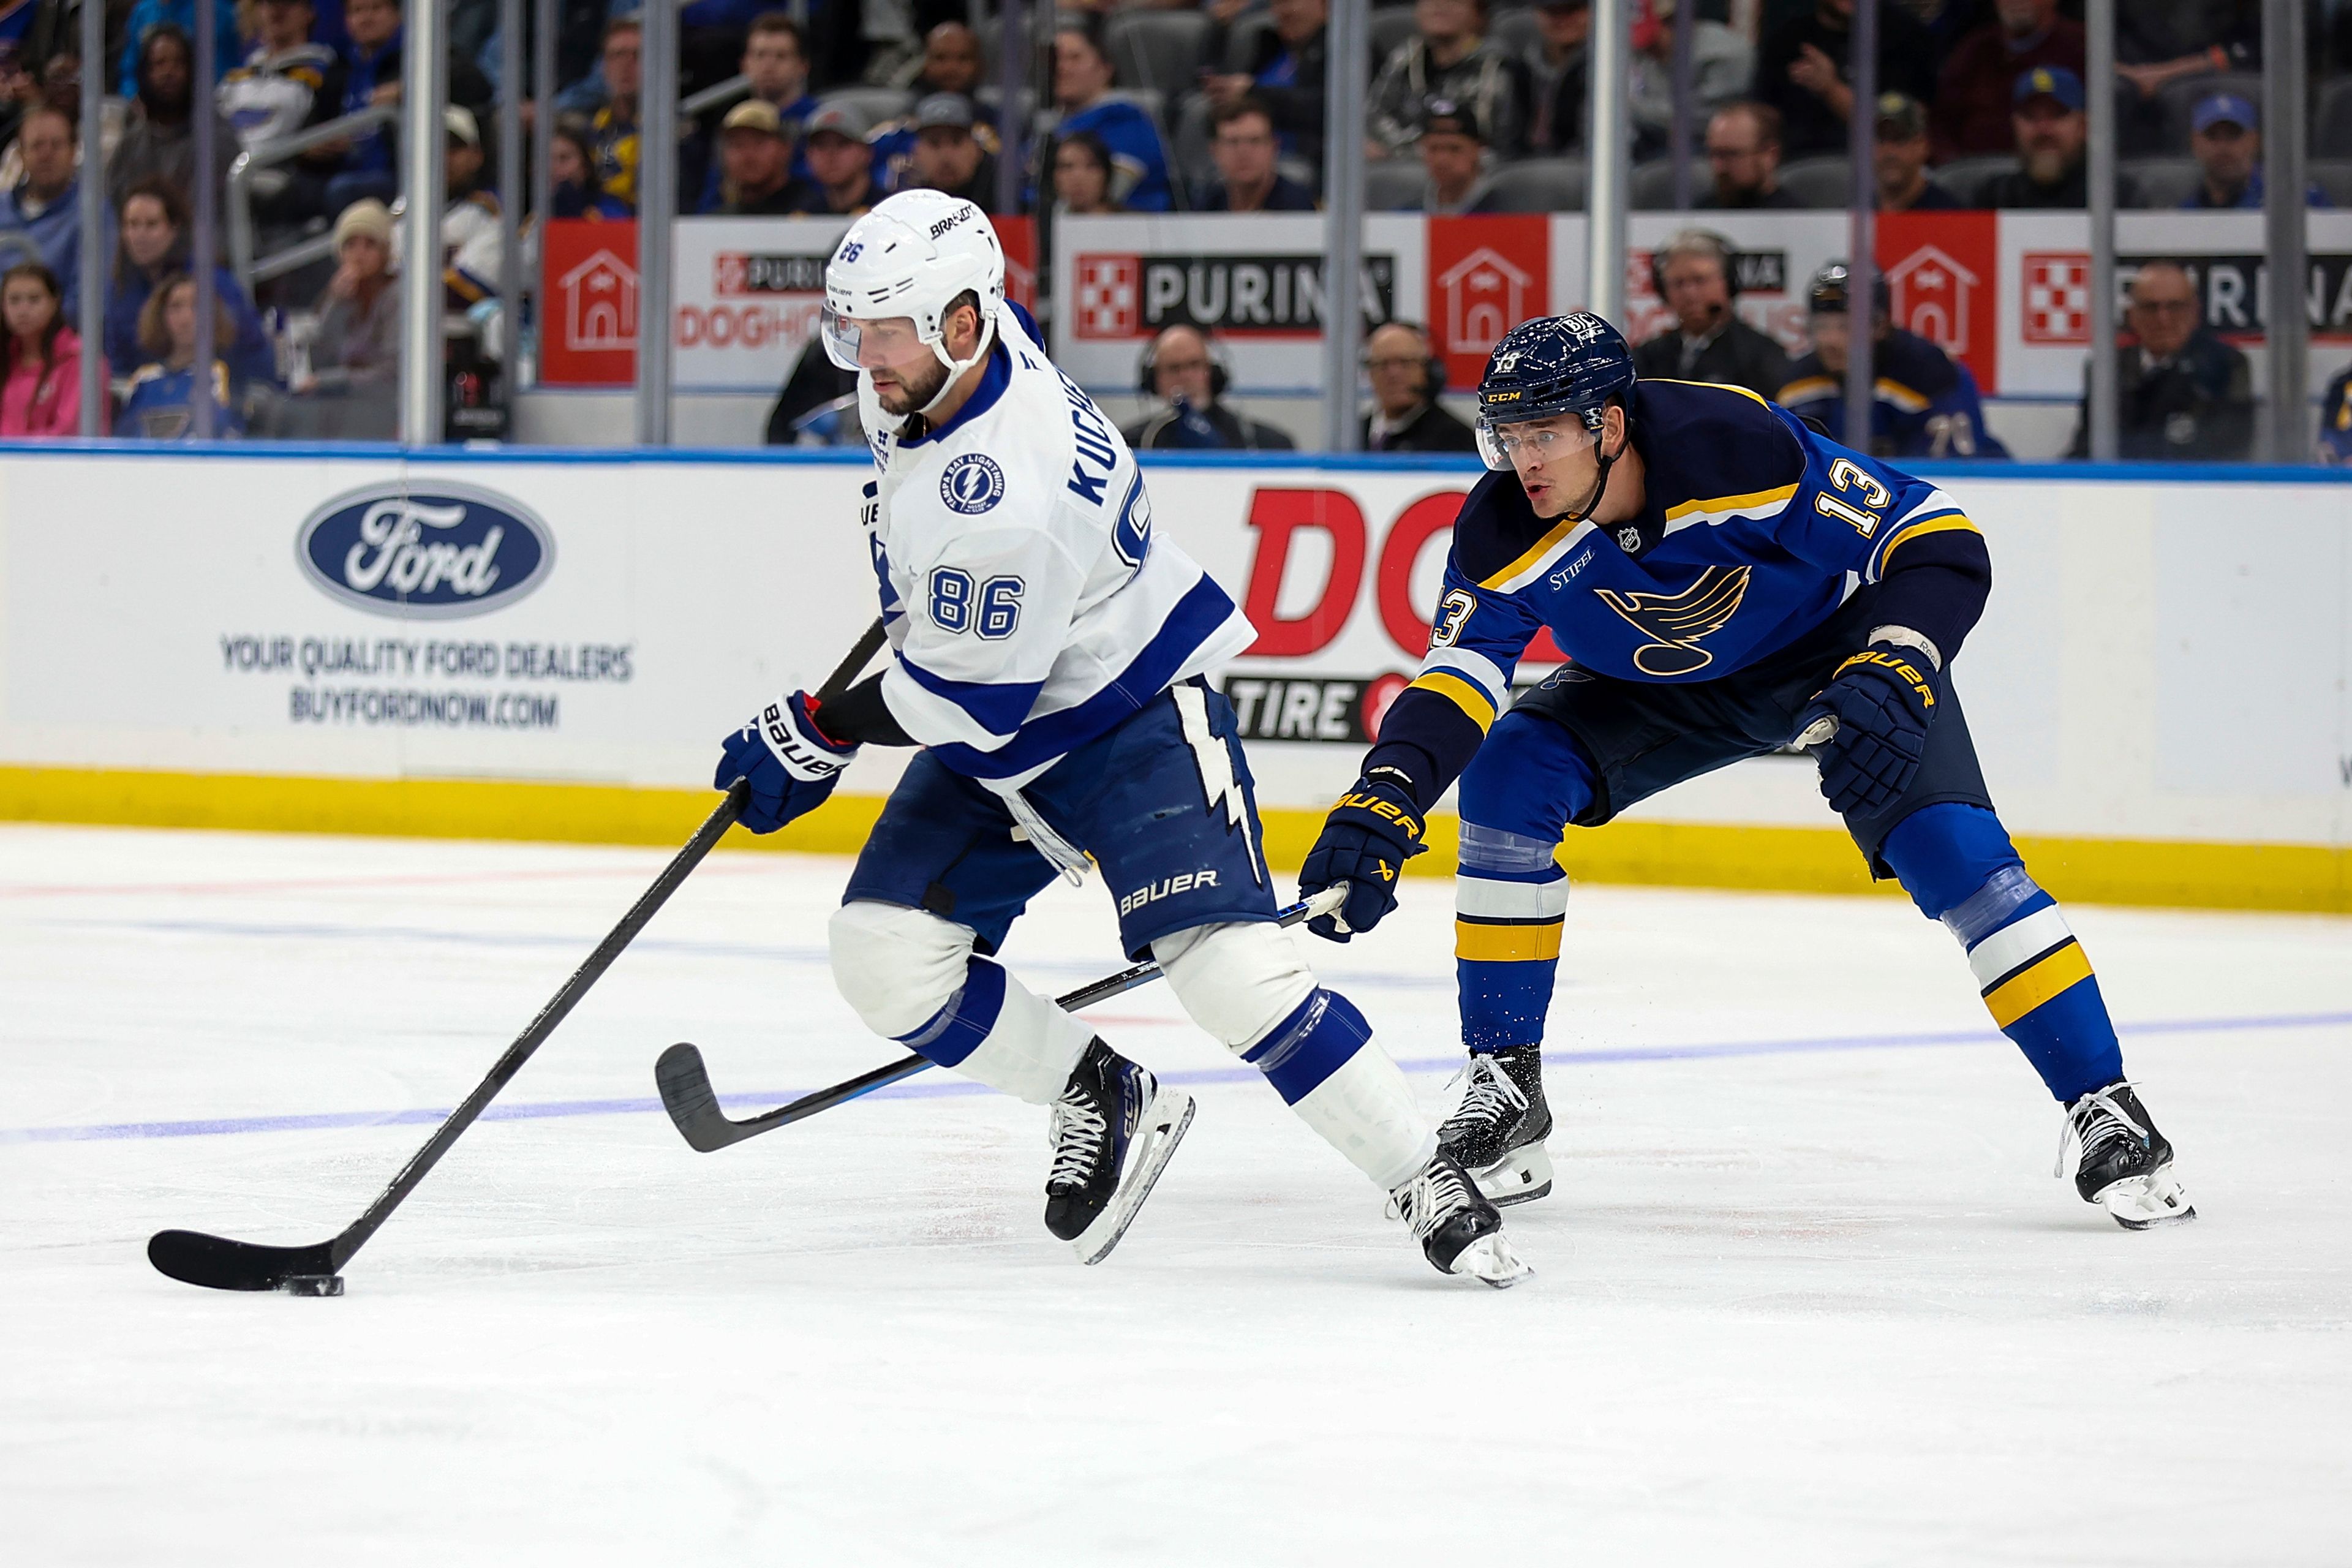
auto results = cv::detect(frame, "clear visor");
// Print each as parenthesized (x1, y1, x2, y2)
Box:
(819, 304, 933, 373)
(1474, 415, 1600, 472)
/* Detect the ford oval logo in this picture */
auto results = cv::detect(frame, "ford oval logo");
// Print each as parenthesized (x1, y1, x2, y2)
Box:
(295, 481, 554, 619)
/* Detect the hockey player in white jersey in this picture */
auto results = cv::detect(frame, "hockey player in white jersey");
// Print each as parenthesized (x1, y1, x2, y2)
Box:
(712, 189, 1528, 1285)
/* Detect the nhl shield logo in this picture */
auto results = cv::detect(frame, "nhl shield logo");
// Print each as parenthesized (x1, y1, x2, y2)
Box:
(940, 453, 1006, 514)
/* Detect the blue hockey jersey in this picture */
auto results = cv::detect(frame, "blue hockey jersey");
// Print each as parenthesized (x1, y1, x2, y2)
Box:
(2320, 364, 2352, 465)
(1370, 379, 1991, 799)
(1776, 328, 2008, 461)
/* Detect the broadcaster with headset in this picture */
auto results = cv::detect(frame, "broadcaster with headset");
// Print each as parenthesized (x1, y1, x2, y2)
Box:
(1363, 321, 1479, 453)
(1120, 323, 1295, 451)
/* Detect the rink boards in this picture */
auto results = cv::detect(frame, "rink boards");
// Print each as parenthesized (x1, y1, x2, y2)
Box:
(0, 443, 2344, 911)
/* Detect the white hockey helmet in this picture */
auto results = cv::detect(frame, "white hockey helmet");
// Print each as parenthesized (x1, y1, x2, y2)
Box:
(819, 189, 1005, 412)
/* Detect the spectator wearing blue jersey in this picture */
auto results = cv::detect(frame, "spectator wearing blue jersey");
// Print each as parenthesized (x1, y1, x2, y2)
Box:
(0, 108, 109, 317)
(118, 273, 246, 439)
(2182, 92, 2329, 210)
(1050, 23, 1170, 213)
(116, 0, 244, 91)
(1202, 0, 1329, 173)
(693, 14, 818, 213)
(107, 176, 276, 389)
(2317, 363, 2352, 464)
(1778, 262, 2008, 460)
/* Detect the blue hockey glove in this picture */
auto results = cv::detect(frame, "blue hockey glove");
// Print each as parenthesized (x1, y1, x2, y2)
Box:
(715, 692, 859, 834)
(1797, 643, 1938, 817)
(1297, 769, 1429, 942)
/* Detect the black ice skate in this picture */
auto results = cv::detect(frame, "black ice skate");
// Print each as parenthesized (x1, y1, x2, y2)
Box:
(1387, 1150, 1532, 1287)
(1437, 1046, 1554, 1207)
(1044, 1039, 1195, 1265)
(2060, 1080, 2195, 1230)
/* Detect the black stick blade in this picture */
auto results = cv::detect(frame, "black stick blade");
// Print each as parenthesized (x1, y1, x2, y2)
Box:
(148, 1229, 339, 1292)
(655, 1043, 748, 1152)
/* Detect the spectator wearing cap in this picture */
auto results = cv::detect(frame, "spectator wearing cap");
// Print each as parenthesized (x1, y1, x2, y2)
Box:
(2183, 93, 2329, 211)
(1368, 0, 1532, 159)
(1050, 22, 1172, 213)
(1529, 0, 1590, 154)
(1200, 96, 1316, 213)
(216, 0, 347, 225)
(1931, 0, 2086, 160)
(1398, 97, 1503, 215)
(2067, 260, 2253, 462)
(290, 197, 398, 437)
(712, 100, 801, 215)
(1874, 93, 1962, 211)
(1751, 0, 1935, 160)
(1202, 0, 1330, 175)
(1362, 321, 1476, 453)
(791, 101, 878, 216)
(1979, 67, 2139, 209)
(412, 107, 504, 312)
(1630, 1, 1752, 161)
(588, 17, 641, 210)
(904, 96, 1000, 211)
(695, 14, 820, 213)
(1631, 228, 1791, 400)
(1695, 100, 1799, 209)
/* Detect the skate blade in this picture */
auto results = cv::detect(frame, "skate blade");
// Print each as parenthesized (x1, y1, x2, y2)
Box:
(1451, 1232, 1534, 1289)
(1073, 1087, 1196, 1266)
(1471, 1143, 1553, 1208)
(2096, 1167, 2197, 1231)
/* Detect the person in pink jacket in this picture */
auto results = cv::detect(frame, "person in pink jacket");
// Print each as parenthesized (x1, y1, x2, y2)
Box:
(0, 261, 105, 436)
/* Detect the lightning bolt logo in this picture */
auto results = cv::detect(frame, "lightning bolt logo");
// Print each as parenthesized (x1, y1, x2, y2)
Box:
(1172, 682, 1264, 887)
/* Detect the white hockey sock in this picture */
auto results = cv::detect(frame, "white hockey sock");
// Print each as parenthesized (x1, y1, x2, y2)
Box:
(1287, 1039, 1439, 1193)
(897, 957, 1094, 1107)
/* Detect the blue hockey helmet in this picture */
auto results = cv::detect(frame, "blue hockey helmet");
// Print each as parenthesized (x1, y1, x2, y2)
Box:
(1474, 312, 1637, 472)
(1807, 260, 1891, 320)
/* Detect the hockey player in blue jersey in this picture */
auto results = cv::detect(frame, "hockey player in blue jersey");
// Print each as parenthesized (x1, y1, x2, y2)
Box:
(1299, 311, 2193, 1232)
(711, 190, 1526, 1285)
(1777, 262, 2007, 461)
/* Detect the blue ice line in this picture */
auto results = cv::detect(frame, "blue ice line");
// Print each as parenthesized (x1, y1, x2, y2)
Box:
(6, 1011, 2345, 1146)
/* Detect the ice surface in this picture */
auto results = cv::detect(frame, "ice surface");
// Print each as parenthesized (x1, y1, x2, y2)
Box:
(2, 823, 2348, 1565)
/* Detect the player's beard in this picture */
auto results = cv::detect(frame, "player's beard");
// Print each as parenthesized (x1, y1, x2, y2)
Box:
(873, 353, 952, 417)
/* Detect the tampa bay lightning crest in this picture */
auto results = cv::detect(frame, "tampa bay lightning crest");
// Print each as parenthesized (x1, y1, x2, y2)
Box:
(940, 453, 1006, 514)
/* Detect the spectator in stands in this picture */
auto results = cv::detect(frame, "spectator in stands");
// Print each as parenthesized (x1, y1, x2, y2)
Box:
(322, 0, 404, 212)
(436, 108, 502, 309)
(1630, 1, 1752, 160)
(2317, 362, 2352, 464)
(116, 0, 243, 93)
(1051, 132, 1121, 215)
(677, 0, 769, 100)
(903, 96, 999, 211)
(108, 24, 233, 214)
(1696, 100, 1798, 209)
(1203, 0, 1329, 175)
(1778, 260, 2007, 458)
(696, 14, 818, 211)
(106, 176, 274, 388)
(1121, 323, 1294, 451)
(712, 99, 801, 215)
(589, 16, 641, 211)
(1051, 21, 1172, 213)
(1874, 92, 1962, 210)
(1200, 97, 1315, 213)
(0, 108, 105, 315)
(2116, 7, 2261, 104)
(549, 119, 631, 218)
(217, 0, 347, 225)
(0, 261, 103, 436)
(790, 101, 877, 216)
(2182, 92, 2327, 210)
(1362, 320, 1475, 453)
(1631, 228, 1791, 399)
(1402, 97, 1504, 214)
(2068, 260, 2253, 462)
(892, 21, 984, 99)
(288, 197, 396, 434)
(1752, 0, 1936, 160)
(1529, 0, 1589, 154)
(118, 271, 244, 439)
(1979, 67, 2139, 209)
(1368, 0, 1532, 160)
(1931, 0, 2085, 160)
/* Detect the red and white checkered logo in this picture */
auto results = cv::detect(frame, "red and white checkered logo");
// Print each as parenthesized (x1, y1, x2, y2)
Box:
(2022, 251, 2092, 345)
(713, 252, 747, 297)
(1074, 254, 1140, 339)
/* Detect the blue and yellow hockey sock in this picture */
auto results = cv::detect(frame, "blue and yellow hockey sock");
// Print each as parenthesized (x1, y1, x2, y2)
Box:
(1882, 804, 2124, 1102)
(1457, 823, 1570, 1055)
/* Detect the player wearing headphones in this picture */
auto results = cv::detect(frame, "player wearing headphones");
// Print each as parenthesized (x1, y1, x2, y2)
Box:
(1363, 322, 1478, 453)
(1629, 228, 1791, 400)
(1119, 323, 1296, 451)
(1299, 312, 2195, 1234)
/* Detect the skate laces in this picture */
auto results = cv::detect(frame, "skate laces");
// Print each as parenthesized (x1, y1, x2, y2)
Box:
(1385, 1160, 1474, 1240)
(1047, 1088, 1109, 1191)
(2055, 1082, 2150, 1178)
(1439, 1055, 1527, 1137)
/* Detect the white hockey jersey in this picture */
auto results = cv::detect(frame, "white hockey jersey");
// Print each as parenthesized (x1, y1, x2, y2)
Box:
(861, 303, 1252, 788)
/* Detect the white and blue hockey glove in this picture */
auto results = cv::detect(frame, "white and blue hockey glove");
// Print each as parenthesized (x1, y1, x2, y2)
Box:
(1298, 769, 1429, 942)
(1797, 643, 1937, 817)
(715, 692, 859, 834)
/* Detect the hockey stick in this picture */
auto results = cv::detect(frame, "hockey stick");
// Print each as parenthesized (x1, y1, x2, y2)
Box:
(146, 619, 891, 1295)
(655, 885, 1349, 1152)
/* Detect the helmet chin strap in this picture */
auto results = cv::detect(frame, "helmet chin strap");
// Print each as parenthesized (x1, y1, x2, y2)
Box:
(1556, 422, 1625, 525)
(919, 310, 1000, 418)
